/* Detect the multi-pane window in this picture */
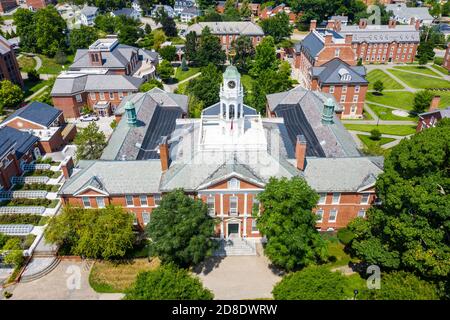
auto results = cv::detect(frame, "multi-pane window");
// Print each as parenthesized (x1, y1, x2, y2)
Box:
(357, 209, 366, 218)
(332, 193, 340, 204)
(355, 85, 360, 93)
(99, 92, 105, 100)
(318, 193, 327, 204)
(75, 94, 82, 103)
(335, 49, 340, 57)
(361, 194, 370, 204)
(126, 195, 134, 206)
(142, 212, 150, 225)
(109, 92, 114, 99)
(207, 196, 215, 215)
(228, 178, 240, 189)
(140, 195, 148, 206)
(154, 194, 161, 206)
(96, 197, 105, 208)
(353, 95, 358, 103)
(329, 86, 335, 93)
(229, 196, 238, 215)
(251, 219, 258, 232)
(329, 209, 338, 222)
(340, 95, 346, 103)
(90, 92, 96, 101)
(316, 209, 324, 222)
(82, 196, 91, 208)
(342, 85, 347, 93)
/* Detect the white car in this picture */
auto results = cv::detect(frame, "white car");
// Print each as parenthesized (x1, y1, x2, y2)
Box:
(80, 114, 99, 122)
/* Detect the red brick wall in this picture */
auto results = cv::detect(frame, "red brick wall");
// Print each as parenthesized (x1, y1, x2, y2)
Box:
(354, 42, 418, 64)
(0, 44, 24, 87)
(39, 129, 65, 153)
(0, 0, 17, 13)
(0, 152, 21, 190)
(320, 83, 368, 118)
(26, 0, 53, 9)
(52, 95, 86, 119)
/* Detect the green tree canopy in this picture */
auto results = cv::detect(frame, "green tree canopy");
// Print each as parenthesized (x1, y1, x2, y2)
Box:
(74, 122, 107, 160)
(157, 60, 175, 81)
(69, 26, 99, 52)
(373, 80, 384, 94)
(348, 119, 450, 282)
(250, 36, 278, 78)
(184, 31, 198, 63)
(196, 27, 226, 66)
(145, 189, 217, 268)
(0, 80, 24, 111)
(260, 12, 293, 44)
(257, 177, 328, 271)
(140, 79, 164, 92)
(45, 206, 134, 260)
(413, 90, 434, 114)
(231, 35, 255, 72)
(186, 63, 222, 107)
(125, 264, 214, 300)
(272, 266, 348, 300)
(159, 45, 177, 62)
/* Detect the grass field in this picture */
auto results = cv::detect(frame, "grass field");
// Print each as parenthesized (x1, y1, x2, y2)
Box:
(367, 69, 404, 90)
(388, 69, 450, 89)
(358, 134, 396, 148)
(89, 258, 160, 293)
(37, 54, 74, 74)
(367, 103, 416, 121)
(366, 91, 415, 110)
(392, 65, 440, 77)
(174, 67, 200, 82)
(344, 123, 416, 136)
(429, 90, 450, 108)
(18, 55, 37, 72)
(430, 64, 449, 75)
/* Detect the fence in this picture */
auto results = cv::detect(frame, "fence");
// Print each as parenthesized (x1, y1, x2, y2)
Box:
(12, 176, 50, 185)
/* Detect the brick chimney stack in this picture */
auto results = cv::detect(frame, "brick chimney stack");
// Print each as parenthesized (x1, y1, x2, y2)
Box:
(159, 136, 170, 172)
(295, 135, 307, 171)
(326, 20, 335, 30)
(324, 34, 332, 45)
(388, 18, 396, 29)
(429, 96, 441, 111)
(310, 20, 317, 31)
(61, 156, 74, 179)
(415, 19, 421, 31)
(345, 34, 353, 44)
(359, 19, 367, 29)
(335, 19, 342, 32)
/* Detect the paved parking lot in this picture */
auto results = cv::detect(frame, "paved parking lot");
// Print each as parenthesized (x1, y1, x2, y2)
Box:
(194, 253, 283, 300)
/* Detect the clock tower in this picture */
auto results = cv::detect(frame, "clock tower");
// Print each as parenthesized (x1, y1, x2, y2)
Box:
(219, 66, 244, 135)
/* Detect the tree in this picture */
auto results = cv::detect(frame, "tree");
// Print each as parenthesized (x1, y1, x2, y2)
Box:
(54, 50, 67, 65)
(157, 8, 177, 37)
(257, 177, 328, 271)
(418, 53, 428, 66)
(33, 6, 68, 57)
(413, 90, 434, 113)
(184, 31, 198, 63)
(69, 26, 99, 51)
(370, 129, 381, 141)
(359, 271, 439, 300)
(239, 0, 252, 19)
(348, 119, 450, 282)
(272, 266, 349, 300)
(125, 264, 214, 300)
(74, 122, 107, 160)
(152, 29, 167, 50)
(260, 12, 293, 44)
(144, 23, 152, 35)
(45, 206, 134, 260)
(13, 8, 36, 52)
(196, 27, 226, 66)
(159, 45, 177, 62)
(140, 79, 164, 92)
(145, 189, 217, 268)
(231, 36, 255, 72)
(0, 80, 24, 110)
(157, 60, 174, 81)
(181, 57, 188, 71)
(94, 14, 116, 34)
(188, 94, 204, 118)
(118, 24, 143, 46)
(250, 36, 278, 78)
(186, 63, 222, 107)
(373, 80, 384, 95)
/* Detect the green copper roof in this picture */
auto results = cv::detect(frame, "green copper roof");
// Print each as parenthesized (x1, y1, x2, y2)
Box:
(223, 65, 240, 79)
(124, 101, 135, 110)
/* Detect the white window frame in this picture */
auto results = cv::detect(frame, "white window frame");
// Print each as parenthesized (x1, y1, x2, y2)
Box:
(357, 209, 366, 218)
(332, 192, 340, 204)
(207, 196, 215, 215)
(251, 219, 258, 233)
(228, 178, 240, 190)
(125, 195, 134, 207)
(99, 92, 105, 100)
(154, 194, 161, 206)
(334, 48, 340, 57)
(96, 197, 105, 208)
(139, 195, 148, 207)
(229, 196, 238, 215)
(342, 85, 347, 93)
(340, 95, 346, 103)
(142, 211, 150, 225)
(353, 95, 358, 103)
(75, 94, 82, 103)
(360, 194, 370, 204)
(82, 196, 91, 208)
(90, 92, 96, 101)
(318, 193, 327, 205)
(328, 209, 338, 222)
(329, 86, 335, 94)
(355, 85, 360, 93)
(316, 209, 324, 222)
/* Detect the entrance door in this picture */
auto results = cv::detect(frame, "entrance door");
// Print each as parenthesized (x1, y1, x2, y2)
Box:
(228, 223, 239, 237)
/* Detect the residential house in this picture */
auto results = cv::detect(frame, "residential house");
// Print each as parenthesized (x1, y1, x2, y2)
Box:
(174, 0, 196, 15)
(59, 66, 383, 236)
(186, 21, 264, 52)
(0, 0, 17, 14)
(80, 5, 98, 26)
(216, 1, 260, 16)
(329, 15, 348, 26)
(180, 6, 201, 23)
(151, 5, 175, 18)
(259, 3, 298, 24)
(26, 0, 55, 11)
(416, 96, 449, 131)
(111, 7, 142, 20)
(386, 3, 434, 25)
(0, 35, 23, 88)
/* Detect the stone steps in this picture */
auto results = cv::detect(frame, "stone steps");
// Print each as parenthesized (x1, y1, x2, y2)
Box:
(214, 238, 256, 256)
(20, 257, 60, 283)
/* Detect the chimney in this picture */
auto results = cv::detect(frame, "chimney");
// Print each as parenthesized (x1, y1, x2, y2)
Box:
(88, 51, 102, 66)
(295, 135, 307, 171)
(359, 18, 367, 29)
(345, 33, 353, 44)
(429, 96, 440, 111)
(388, 18, 396, 29)
(310, 19, 317, 31)
(159, 136, 170, 171)
(61, 156, 74, 179)
(409, 17, 415, 26)
(326, 20, 335, 30)
(415, 19, 421, 31)
(324, 34, 332, 45)
(335, 19, 342, 32)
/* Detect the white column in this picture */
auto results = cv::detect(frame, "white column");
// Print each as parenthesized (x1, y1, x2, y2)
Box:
(220, 193, 224, 216)
(243, 193, 247, 238)
(220, 219, 224, 239)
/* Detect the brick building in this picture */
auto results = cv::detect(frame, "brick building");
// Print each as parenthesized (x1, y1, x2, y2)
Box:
(59, 67, 383, 237)
(0, 101, 77, 153)
(216, 1, 260, 16)
(443, 43, 450, 72)
(258, 3, 298, 23)
(26, 0, 56, 10)
(0, 35, 23, 87)
(416, 96, 450, 132)
(186, 21, 264, 52)
(0, 0, 17, 13)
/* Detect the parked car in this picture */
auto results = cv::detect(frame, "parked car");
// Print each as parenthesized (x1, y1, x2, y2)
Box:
(80, 114, 99, 122)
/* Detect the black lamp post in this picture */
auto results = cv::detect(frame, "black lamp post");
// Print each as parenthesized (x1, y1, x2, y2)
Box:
(353, 289, 359, 300)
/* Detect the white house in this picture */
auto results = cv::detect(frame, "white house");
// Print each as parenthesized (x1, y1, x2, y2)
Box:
(174, 0, 196, 15)
(180, 7, 201, 23)
(132, 0, 143, 15)
(151, 5, 176, 18)
(386, 3, 434, 26)
(80, 5, 98, 26)
(111, 8, 142, 20)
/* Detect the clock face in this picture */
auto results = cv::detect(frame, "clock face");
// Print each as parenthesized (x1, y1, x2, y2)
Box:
(228, 80, 236, 89)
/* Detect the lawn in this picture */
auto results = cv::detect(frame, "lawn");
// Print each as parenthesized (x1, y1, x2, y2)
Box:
(358, 134, 396, 149)
(18, 55, 37, 72)
(37, 54, 74, 75)
(23, 78, 51, 98)
(388, 69, 450, 89)
(344, 123, 416, 136)
(174, 80, 190, 94)
(367, 103, 416, 121)
(430, 64, 449, 75)
(367, 69, 403, 90)
(89, 258, 160, 293)
(366, 91, 415, 110)
(174, 67, 200, 82)
(429, 90, 450, 108)
(392, 65, 440, 77)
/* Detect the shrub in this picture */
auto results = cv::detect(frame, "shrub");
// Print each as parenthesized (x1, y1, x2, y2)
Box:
(434, 57, 443, 66)
(1, 198, 52, 207)
(27, 69, 40, 82)
(370, 129, 381, 141)
(13, 183, 58, 192)
(3, 250, 24, 267)
(373, 80, 384, 94)
(125, 264, 214, 300)
(110, 120, 117, 129)
(337, 228, 355, 245)
(0, 214, 43, 225)
(272, 266, 348, 300)
(0, 233, 11, 248)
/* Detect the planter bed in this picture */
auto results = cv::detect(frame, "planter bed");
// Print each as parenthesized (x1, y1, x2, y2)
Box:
(0, 214, 43, 225)
(12, 183, 60, 192)
(0, 234, 36, 250)
(0, 198, 53, 207)
(24, 170, 61, 179)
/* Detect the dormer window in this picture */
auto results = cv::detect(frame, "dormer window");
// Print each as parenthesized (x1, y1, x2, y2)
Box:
(228, 178, 240, 189)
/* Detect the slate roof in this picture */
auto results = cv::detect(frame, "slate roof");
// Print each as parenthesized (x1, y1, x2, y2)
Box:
(112, 8, 139, 17)
(386, 3, 433, 22)
(187, 22, 264, 36)
(0, 35, 12, 55)
(311, 58, 368, 85)
(59, 160, 162, 196)
(51, 74, 143, 96)
(339, 24, 420, 43)
(266, 86, 360, 158)
(0, 126, 38, 160)
(80, 5, 98, 16)
(101, 88, 188, 161)
(295, 31, 324, 57)
(3, 102, 62, 128)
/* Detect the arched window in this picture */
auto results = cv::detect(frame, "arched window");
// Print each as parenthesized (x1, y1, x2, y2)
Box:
(228, 178, 240, 189)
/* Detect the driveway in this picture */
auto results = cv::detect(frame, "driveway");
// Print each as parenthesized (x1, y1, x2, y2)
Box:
(194, 251, 282, 300)
(5, 261, 123, 300)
